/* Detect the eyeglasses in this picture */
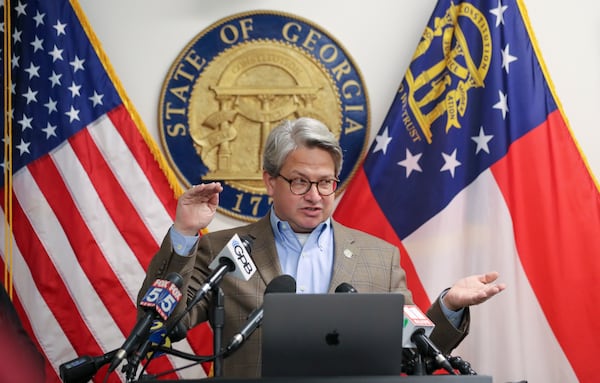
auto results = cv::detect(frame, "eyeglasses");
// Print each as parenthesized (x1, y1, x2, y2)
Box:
(277, 174, 339, 196)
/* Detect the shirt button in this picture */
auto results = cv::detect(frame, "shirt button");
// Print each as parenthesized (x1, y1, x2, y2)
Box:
(299, 285, 306, 292)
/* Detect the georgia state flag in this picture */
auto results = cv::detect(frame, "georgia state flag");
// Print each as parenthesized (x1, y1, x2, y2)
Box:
(334, 1, 600, 382)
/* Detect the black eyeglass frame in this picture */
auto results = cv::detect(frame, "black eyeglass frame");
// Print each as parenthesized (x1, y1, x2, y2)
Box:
(277, 174, 339, 196)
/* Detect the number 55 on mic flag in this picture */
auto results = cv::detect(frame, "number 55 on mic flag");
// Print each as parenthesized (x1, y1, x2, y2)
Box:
(140, 276, 184, 320)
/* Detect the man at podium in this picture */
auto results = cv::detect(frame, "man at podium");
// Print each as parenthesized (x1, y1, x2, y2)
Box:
(139, 117, 506, 377)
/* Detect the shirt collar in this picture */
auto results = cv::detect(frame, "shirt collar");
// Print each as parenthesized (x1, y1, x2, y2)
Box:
(269, 208, 331, 244)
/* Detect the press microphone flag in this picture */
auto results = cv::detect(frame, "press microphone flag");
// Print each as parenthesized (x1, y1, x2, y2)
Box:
(122, 320, 189, 381)
(108, 272, 183, 372)
(402, 304, 434, 348)
(187, 234, 256, 309)
(208, 233, 256, 281)
(403, 304, 455, 375)
(131, 319, 187, 363)
(140, 274, 184, 320)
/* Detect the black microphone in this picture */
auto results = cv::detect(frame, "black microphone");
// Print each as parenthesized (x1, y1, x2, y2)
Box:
(403, 305, 455, 375)
(123, 320, 188, 381)
(411, 328, 456, 375)
(126, 320, 188, 372)
(335, 282, 358, 293)
(186, 234, 256, 309)
(108, 272, 183, 373)
(225, 274, 296, 355)
(448, 355, 477, 375)
(59, 350, 117, 383)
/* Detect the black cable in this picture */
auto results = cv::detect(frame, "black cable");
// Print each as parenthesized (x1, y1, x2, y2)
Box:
(135, 346, 226, 381)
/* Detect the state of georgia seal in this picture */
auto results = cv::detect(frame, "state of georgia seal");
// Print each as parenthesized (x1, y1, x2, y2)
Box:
(159, 10, 370, 221)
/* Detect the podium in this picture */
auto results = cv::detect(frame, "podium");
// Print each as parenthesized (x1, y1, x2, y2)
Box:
(143, 376, 493, 383)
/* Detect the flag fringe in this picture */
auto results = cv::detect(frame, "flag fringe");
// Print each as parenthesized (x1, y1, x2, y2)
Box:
(515, 0, 600, 190)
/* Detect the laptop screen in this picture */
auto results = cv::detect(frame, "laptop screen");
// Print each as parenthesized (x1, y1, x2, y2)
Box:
(261, 293, 405, 377)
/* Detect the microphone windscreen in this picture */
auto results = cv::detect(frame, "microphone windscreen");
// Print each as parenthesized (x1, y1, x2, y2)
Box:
(165, 272, 184, 288)
(265, 274, 296, 294)
(335, 282, 358, 293)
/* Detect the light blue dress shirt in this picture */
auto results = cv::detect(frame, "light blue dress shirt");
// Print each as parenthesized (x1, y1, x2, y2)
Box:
(269, 209, 334, 294)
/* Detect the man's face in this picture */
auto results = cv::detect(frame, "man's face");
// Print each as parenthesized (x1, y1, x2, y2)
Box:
(263, 146, 337, 233)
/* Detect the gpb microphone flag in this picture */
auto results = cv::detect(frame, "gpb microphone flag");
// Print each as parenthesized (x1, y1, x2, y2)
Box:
(186, 234, 256, 310)
(208, 233, 256, 281)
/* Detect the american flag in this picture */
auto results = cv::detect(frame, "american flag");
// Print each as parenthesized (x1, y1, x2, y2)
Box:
(1, 0, 211, 381)
(334, 0, 600, 382)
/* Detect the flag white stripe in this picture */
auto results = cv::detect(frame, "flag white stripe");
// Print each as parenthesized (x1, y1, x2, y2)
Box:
(52, 136, 147, 303)
(53, 125, 203, 378)
(88, 114, 174, 243)
(12, 167, 125, 351)
(403, 170, 577, 382)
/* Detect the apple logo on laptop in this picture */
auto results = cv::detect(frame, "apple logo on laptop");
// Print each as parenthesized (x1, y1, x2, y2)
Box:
(325, 330, 340, 346)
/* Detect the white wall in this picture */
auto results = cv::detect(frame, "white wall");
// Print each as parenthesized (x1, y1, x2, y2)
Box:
(77, 0, 600, 233)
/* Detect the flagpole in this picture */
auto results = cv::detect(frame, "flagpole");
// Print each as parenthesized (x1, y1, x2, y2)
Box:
(3, 0, 14, 300)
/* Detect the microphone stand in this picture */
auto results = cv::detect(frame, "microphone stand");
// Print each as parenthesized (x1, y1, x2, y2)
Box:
(212, 287, 225, 377)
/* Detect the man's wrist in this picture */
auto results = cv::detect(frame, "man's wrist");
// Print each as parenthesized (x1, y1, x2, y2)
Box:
(170, 225, 199, 256)
(440, 288, 461, 312)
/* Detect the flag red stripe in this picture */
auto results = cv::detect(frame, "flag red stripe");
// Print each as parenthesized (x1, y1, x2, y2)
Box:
(27, 154, 136, 336)
(492, 110, 600, 382)
(107, 106, 178, 221)
(69, 125, 159, 271)
(8, 195, 104, 359)
(334, 167, 432, 307)
(67, 128, 186, 377)
(26, 133, 182, 381)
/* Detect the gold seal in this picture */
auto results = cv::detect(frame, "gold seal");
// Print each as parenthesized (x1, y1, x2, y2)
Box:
(188, 40, 341, 194)
(159, 11, 369, 221)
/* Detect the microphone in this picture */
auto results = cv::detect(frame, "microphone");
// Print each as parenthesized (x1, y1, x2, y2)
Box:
(123, 320, 188, 380)
(59, 350, 117, 383)
(145, 320, 188, 354)
(108, 272, 183, 373)
(128, 320, 188, 365)
(335, 282, 358, 293)
(187, 234, 256, 309)
(225, 274, 296, 355)
(403, 305, 455, 375)
(402, 305, 434, 348)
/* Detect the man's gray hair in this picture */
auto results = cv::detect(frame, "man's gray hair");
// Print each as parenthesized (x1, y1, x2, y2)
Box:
(262, 117, 343, 177)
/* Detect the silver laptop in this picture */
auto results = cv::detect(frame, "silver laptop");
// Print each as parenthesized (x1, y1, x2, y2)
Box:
(261, 293, 405, 377)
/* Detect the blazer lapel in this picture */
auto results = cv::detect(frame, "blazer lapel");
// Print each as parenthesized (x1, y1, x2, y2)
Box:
(328, 220, 359, 293)
(245, 215, 283, 286)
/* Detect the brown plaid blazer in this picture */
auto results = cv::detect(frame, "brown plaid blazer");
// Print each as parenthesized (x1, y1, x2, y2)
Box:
(140, 215, 469, 378)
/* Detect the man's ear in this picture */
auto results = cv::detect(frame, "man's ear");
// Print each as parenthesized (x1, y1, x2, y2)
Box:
(263, 171, 275, 196)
